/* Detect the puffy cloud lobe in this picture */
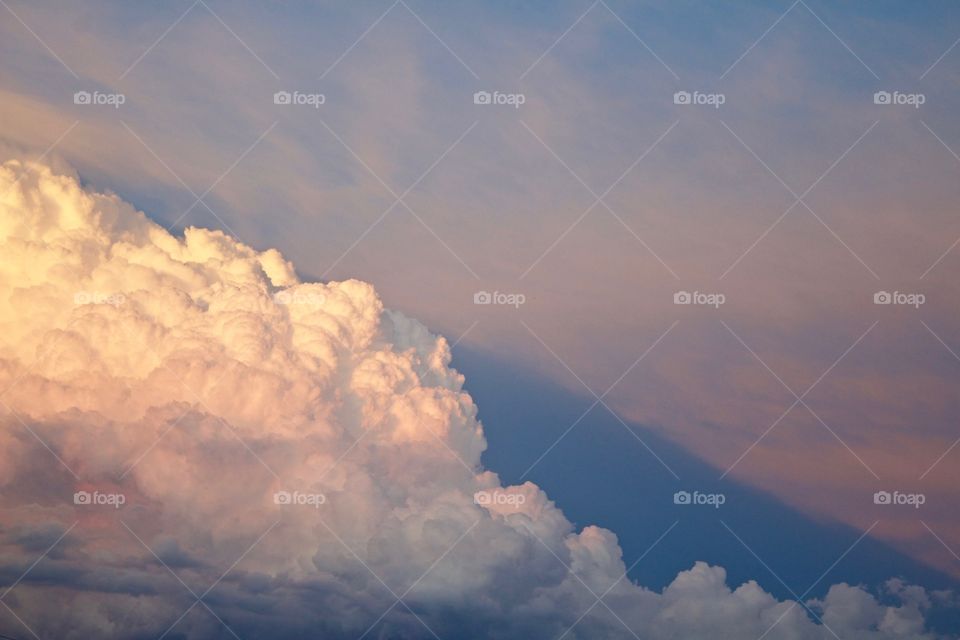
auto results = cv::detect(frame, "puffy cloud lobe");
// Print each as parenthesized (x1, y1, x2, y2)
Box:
(0, 159, 941, 639)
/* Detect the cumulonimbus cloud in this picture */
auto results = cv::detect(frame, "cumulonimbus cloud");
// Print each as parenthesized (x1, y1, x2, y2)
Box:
(0, 158, 944, 639)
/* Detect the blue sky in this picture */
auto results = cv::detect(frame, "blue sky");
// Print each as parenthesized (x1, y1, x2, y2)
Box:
(2, 1, 960, 637)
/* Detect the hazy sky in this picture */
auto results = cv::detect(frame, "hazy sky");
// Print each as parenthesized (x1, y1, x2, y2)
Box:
(2, 1, 960, 637)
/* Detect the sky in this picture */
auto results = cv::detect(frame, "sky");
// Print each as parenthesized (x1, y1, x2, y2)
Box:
(1, 1, 960, 638)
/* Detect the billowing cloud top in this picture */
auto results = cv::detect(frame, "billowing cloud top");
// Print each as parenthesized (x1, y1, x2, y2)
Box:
(0, 159, 943, 639)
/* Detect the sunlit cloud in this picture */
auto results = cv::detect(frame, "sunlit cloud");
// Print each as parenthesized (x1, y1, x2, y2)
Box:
(0, 158, 945, 638)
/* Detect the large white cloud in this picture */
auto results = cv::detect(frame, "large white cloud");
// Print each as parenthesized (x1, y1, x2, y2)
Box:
(0, 158, 943, 639)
